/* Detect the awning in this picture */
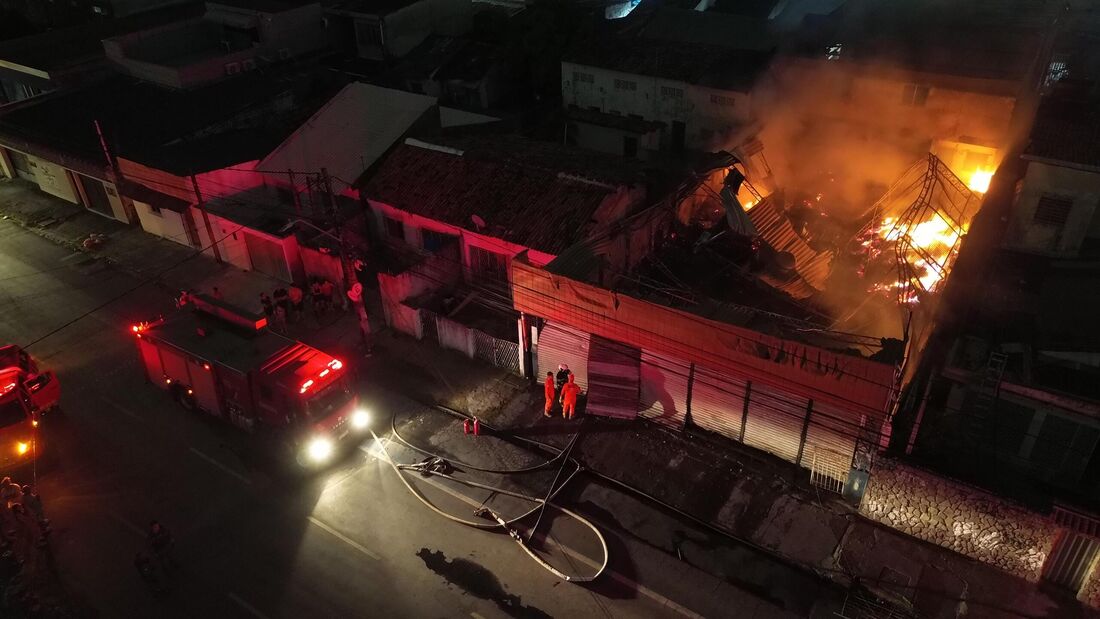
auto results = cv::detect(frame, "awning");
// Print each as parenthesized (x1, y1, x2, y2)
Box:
(120, 180, 191, 213)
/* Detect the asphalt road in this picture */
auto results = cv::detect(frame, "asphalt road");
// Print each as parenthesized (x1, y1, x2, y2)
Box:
(0, 220, 685, 619)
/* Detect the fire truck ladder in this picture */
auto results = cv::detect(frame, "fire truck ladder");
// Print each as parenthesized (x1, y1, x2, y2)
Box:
(967, 351, 1008, 433)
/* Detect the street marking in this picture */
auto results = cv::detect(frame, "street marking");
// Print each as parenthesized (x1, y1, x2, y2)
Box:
(101, 397, 144, 422)
(307, 516, 381, 560)
(189, 447, 252, 485)
(228, 593, 272, 619)
(399, 467, 705, 619)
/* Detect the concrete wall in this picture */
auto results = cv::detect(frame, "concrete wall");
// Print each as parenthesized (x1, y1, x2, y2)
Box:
(194, 209, 252, 270)
(27, 156, 79, 204)
(570, 121, 661, 160)
(1004, 161, 1100, 257)
(133, 200, 190, 245)
(562, 61, 752, 151)
(861, 458, 1056, 581)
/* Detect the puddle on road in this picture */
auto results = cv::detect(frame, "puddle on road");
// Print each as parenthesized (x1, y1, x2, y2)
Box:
(416, 548, 552, 619)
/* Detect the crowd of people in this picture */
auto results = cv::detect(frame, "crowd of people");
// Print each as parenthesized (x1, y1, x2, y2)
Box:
(0, 476, 51, 612)
(259, 277, 340, 332)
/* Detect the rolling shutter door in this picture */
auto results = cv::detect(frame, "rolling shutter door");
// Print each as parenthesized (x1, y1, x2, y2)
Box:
(800, 402, 859, 481)
(586, 336, 640, 419)
(689, 365, 748, 441)
(245, 232, 291, 282)
(744, 382, 805, 463)
(536, 322, 590, 391)
(638, 350, 689, 430)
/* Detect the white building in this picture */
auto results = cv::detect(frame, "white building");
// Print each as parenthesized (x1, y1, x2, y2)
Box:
(561, 38, 773, 158)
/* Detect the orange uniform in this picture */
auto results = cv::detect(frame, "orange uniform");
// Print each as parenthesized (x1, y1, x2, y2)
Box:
(543, 375, 555, 416)
(561, 373, 580, 419)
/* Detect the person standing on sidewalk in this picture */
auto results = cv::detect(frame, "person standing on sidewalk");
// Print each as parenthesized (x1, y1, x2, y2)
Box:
(260, 293, 274, 323)
(320, 279, 336, 312)
(560, 373, 580, 420)
(555, 364, 570, 392)
(543, 372, 555, 418)
(288, 284, 304, 323)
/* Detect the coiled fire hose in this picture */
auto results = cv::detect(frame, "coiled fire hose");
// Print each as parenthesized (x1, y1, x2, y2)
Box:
(368, 427, 609, 583)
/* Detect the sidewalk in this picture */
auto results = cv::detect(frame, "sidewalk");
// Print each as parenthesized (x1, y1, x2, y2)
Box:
(4, 178, 1096, 618)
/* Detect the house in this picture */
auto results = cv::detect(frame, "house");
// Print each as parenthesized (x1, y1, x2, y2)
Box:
(1003, 89, 1100, 258)
(0, 3, 203, 105)
(383, 36, 507, 121)
(258, 81, 440, 197)
(325, 0, 472, 62)
(0, 67, 337, 227)
(561, 36, 774, 156)
(760, 0, 1054, 199)
(102, 0, 328, 89)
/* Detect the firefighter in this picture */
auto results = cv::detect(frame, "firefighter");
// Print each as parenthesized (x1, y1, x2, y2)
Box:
(554, 364, 570, 391)
(543, 372, 555, 418)
(560, 373, 580, 420)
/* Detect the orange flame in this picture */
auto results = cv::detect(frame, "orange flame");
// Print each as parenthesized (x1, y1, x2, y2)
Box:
(967, 168, 994, 194)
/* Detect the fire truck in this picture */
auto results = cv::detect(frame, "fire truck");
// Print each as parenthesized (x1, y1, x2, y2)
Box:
(132, 294, 369, 466)
(0, 345, 60, 471)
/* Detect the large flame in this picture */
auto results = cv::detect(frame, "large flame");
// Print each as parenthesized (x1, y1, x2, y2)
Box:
(866, 212, 967, 302)
(967, 168, 994, 194)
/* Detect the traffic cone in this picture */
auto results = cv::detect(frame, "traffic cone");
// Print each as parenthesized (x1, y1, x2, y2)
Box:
(463, 419, 471, 435)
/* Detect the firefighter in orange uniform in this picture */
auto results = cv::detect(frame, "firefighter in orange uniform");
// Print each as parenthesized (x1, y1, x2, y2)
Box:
(543, 372, 556, 418)
(560, 373, 580, 420)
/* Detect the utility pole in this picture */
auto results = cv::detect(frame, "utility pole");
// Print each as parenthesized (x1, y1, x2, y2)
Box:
(288, 169, 302, 214)
(320, 167, 336, 219)
(191, 174, 223, 263)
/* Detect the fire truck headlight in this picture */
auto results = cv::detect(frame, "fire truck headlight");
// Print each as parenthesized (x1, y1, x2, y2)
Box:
(307, 437, 334, 463)
(351, 409, 370, 430)
(16, 442, 29, 456)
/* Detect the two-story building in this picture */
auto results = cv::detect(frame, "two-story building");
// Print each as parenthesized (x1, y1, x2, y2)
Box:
(102, 0, 327, 89)
(562, 36, 773, 158)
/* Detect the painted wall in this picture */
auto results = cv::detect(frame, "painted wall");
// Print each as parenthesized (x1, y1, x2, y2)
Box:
(562, 61, 754, 151)
(193, 209, 252, 270)
(861, 458, 1056, 581)
(132, 200, 189, 245)
(1004, 161, 1100, 257)
(569, 121, 661, 160)
(27, 156, 79, 204)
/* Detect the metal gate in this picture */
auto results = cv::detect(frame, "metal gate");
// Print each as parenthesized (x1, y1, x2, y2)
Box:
(473, 330, 521, 376)
(536, 322, 590, 390)
(637, 350, 689, 430)
(802, 402, 859, 491)
(1043, 530, 1100, 593)
(245, 232, 291, 282)
(689, 365, 748, 441)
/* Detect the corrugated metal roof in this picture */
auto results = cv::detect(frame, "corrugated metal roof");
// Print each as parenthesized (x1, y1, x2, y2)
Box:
(260, 83, 438, 192)
(747, 198, 832, 298)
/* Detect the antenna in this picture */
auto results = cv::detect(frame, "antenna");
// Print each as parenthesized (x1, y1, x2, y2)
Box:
(471, 214, 486, 230)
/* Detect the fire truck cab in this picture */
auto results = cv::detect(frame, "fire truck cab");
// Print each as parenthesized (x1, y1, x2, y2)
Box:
(0, 361, 59, 471)
(133, 294, 369, 466)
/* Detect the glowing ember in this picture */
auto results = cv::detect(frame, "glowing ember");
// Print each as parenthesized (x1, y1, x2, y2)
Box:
(742, 198, 758, 210)
(866, 212, 967, 301)
(967, 169, 994, 194)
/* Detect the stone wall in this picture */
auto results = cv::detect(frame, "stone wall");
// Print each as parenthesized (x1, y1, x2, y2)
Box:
(860, 458, 1057, 581)
(1080, 555, 1100, 608)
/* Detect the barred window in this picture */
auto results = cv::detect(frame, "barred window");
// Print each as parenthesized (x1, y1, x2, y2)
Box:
(710, 94, 736, 107)
(1033, 194, 1073, 227)
(661, 86, 683, 99)
(614, 79, 637, 91)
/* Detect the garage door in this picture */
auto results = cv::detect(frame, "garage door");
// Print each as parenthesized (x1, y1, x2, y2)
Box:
(536, 322, 589, 391)
(245, 232, 291, 282)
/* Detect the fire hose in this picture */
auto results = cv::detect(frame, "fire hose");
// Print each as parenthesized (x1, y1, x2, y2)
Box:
(369, 425, 609, 583)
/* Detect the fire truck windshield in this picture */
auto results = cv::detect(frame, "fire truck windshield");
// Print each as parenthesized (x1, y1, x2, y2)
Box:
(0, 399, 26, 428)
(306, 379, 351, 418)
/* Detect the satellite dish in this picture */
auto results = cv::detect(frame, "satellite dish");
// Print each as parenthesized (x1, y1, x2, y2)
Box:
(471, 214, 486, 229)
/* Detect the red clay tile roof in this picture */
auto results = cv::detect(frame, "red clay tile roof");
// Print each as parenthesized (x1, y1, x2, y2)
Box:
(364, 138, 641, 255)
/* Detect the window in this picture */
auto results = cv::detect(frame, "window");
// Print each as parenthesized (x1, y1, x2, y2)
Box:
(623, 136, 638, 158)
(1033, 194, 1073, 227)
(573, 71, 595, 84)
(422, 229, 457, 253)
(613, 79, 637, 91)
(469, 245, 508, 281)
(356, 20, 383, 46)
(901, 84, 930, 106)
(660, 86, 683, 99)
(384, 216, 405, 240)
(710, 94, 736, 107)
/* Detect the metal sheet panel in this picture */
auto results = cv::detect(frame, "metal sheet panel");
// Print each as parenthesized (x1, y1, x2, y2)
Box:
(536, 322, 590, 391)
(138, 338, 164, 383)
(158, 345, 190, 385)
(638, 350, 689, 430)
(801, 401, 860, 485)
(690, 365, 748, 441)
(188, 356, 219, 415)
(1044, 531, 1100, 593)
(586, 336, 640, 419)
(744, 381, 806, 463)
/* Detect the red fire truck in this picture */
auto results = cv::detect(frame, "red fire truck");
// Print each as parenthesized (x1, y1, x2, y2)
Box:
(0, 345, 60, 471)
(132, 294, 369, 466)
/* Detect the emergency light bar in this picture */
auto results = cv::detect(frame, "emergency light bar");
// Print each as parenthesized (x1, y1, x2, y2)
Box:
(299, 358, 344, 395)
